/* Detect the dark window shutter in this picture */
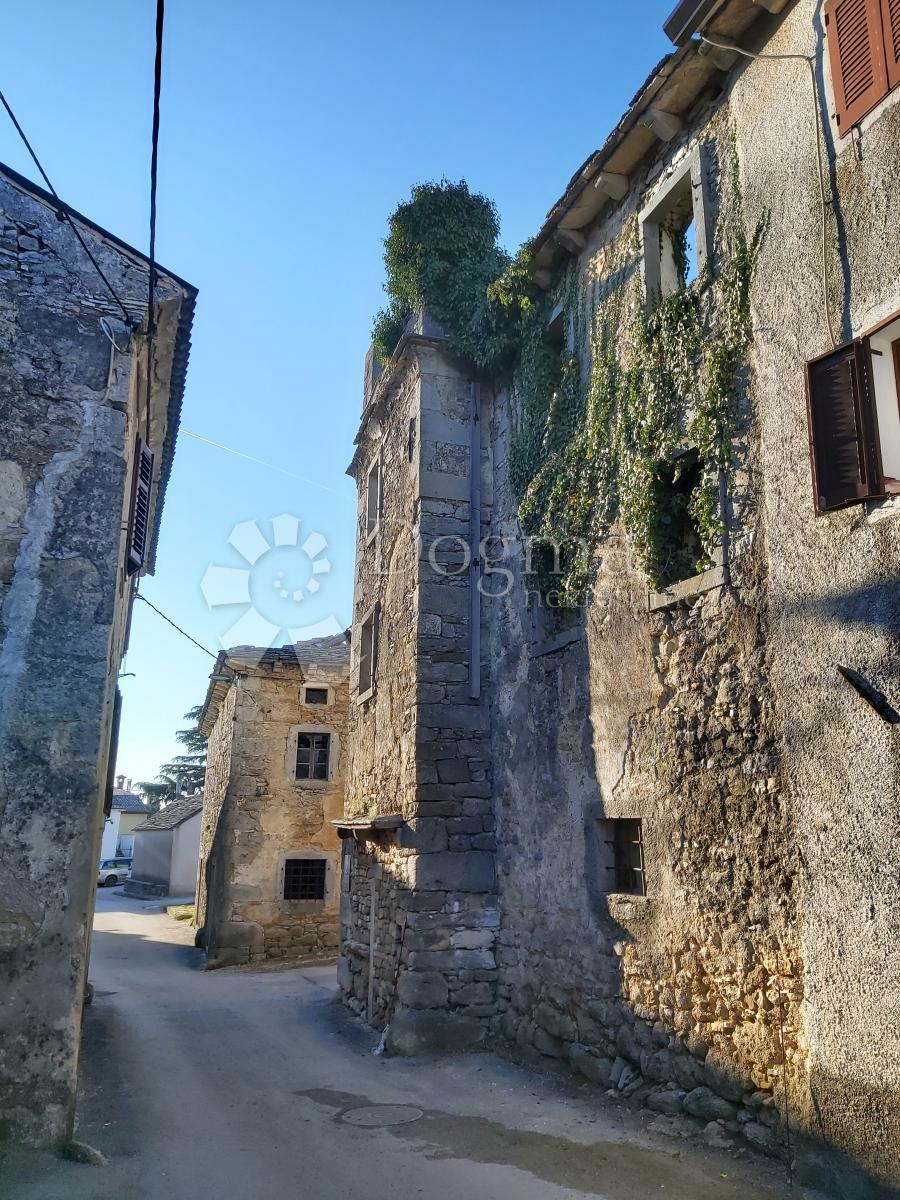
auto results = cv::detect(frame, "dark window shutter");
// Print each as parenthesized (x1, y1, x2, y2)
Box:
(103, 688, 123, 818)
(881, 0, 900, 87)
(372, 602, 381, 684)
(805, 340, 883, 513)
(126, 437, 154, 574)
(826, 0, 889, 129)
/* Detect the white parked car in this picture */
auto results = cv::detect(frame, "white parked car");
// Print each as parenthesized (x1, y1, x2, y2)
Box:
(97, 858, 132, 887)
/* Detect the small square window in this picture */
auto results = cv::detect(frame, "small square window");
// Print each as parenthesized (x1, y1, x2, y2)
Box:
(283, 858, 326, 901)
(296, 732, 330, 781)
(598, 818, 646, 896)
(304, 686, 329, 705)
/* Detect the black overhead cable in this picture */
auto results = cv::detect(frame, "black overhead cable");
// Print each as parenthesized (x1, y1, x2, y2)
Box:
(145, 0, 165, 444)
(135, 594, 217, 661)
(0, 86, 134, 327)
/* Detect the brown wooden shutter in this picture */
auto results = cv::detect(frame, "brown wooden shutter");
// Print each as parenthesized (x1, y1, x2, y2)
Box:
(126, 436, 154, 574)
(103, 688, 123, 818)
(825, 0, 889, 129)
(805, 340, 883, 513)
(881, 0, 900, 87)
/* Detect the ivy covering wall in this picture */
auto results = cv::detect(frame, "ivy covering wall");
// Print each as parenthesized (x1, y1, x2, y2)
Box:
(372, 142, 767, 597)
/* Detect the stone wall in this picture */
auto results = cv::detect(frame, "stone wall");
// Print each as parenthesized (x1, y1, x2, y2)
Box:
(199, 652, 348, 967)
(732, 4, 900, 1191)
(340, 327, 499, 1053)
(0, 170, 192, 1145)
(339, 6, 900, 1193)
(481, 4, 900, 1193)
(475, 86, 806, 1161)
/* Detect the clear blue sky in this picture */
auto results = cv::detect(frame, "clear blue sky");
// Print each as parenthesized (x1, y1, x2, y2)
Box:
(1, 1, 675, 786)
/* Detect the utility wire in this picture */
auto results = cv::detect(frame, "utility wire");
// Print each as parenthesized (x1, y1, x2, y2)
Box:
(135, 594, 218, 661)
(182, 430, 345, 495)
(0, 87, 135, 328)
(145, 0, 165, 443)
(133, 595, 320, 680)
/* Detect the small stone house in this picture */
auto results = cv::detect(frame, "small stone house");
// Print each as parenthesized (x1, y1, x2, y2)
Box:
(339, 2, 900, 1196)
(126, 794, 203, 899)
(196, 635, 350, 967)
(0, 160, 195, 1145)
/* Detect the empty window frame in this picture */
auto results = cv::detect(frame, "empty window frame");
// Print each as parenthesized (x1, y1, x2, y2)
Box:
(648, 449, 707, 587)
(825, 0, 900, 134)
(296, 731, 330, 781)
(639, 145, 710, 304)
(357, 603, 380, 700)
(805, 314, 900, 512)
(304, 686, 329, 705)
(407, 416, 417, 464)
(283, 857, 327, 901)
(598, 818, 647, 896)
(366, 455, 382, 540)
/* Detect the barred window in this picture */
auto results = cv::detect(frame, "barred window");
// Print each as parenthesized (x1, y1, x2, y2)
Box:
(598, 818, 646, 896)
(296, 732, 330, 781)
(283, 858, 326, 901)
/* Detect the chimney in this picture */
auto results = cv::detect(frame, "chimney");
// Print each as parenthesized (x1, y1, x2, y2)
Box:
(115, 774, 125, 791)
(126, 777, 132, 791)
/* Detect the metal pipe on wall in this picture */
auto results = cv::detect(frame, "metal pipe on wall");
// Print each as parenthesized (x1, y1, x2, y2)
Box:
(468, 382, 482, 700)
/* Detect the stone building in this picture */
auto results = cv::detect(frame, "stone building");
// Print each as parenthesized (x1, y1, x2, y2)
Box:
(0, 162, 195, 1145)
(339, 313, 498, 1052)
(126, 793, 204, 899)
(339, 2, 900, 1196)
(197, 635, 350, 967)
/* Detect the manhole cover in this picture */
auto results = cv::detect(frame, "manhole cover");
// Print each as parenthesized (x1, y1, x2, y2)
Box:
(339, 1104, 423, 1128)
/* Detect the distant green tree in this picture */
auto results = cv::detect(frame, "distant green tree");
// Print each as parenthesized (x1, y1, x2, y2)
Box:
(136, 706, 207, 811)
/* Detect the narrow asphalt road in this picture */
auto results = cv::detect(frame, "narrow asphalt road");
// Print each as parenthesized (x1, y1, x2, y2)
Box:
(3, 890, 798, 1200)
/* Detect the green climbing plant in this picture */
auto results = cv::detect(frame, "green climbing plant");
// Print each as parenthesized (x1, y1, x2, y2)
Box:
(370, 140, 767, 600)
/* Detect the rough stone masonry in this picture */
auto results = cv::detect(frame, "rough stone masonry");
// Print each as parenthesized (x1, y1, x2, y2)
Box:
(0, 162, 195, 1144)
(197, 636, 350, 967)
(338, 4, 900, 1198)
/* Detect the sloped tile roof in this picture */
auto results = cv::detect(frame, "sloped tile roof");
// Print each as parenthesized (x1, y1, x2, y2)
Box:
(132, 794, 203, 831)
(227, 632, 352, 671)
(112, 791, 150, 814)
(199, 631, 351, 737)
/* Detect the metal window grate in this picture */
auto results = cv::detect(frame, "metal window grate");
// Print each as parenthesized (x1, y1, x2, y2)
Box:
(606, 818, 646, 896)
(296, 732, 330, 780)
(283, 858, 326, 901)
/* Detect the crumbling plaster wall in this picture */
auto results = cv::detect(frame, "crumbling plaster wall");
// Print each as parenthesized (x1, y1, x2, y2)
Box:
(0, 176, 186, 1145)
(200, 665, 347, 966)
(486, 86, 803, 1164)
(729, 2, 900, 1192)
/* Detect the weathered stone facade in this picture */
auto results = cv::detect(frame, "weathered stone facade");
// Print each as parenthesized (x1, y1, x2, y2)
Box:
(197, 636, 350, 967)
(339, 316, 499, 1053)
(0, 163, 194, 1145)
(340, 3, 900, 1196)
